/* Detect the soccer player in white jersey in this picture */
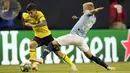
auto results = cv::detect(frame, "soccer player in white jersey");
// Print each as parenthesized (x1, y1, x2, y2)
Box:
(33, 2, 116, 71)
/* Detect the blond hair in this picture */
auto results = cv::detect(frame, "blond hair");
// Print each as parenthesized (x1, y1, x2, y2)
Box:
(83, 2, 94, 7)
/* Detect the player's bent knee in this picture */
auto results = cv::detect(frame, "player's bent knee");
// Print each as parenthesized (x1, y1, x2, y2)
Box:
(79, 42, 89, 52)
(30, 41, 38, 48)
(52, 40, 60, 46)
(84, 50, 93, 58)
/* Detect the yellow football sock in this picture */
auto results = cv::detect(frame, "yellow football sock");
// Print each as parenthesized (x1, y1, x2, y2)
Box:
(30, 48, 36, 65)
(62, 54, 75, 67)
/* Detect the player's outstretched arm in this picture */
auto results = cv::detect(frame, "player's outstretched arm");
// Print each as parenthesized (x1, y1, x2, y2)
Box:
(89, 7, 104, 14)
(33, 20, 47, 27)
(23, 20, 47, 27)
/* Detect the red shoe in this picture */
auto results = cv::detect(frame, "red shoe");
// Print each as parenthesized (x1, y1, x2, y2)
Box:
(110, 67, 116, 70)
(29, 58, 36, 62)
(32, 64, 38, 71)
(107, 66, 116, 70)
(36, 58, 43, 64)
(29, 58, 43, 64)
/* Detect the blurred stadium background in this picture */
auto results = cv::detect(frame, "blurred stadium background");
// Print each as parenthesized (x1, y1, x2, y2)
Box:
(0, 0, 130, 73)
(0, 0, 130, 29)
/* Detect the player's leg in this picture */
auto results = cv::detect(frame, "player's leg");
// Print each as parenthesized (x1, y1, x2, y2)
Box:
(29, 40, 38, 70)
(33, 41, 57, 64)
(40, 34, 78, 71)
(84, 51, 116, 70)
(78, 39, 116, 70)
(31, 34, 77, 71)
(53, 48, 77, 71)
(41, 34, 75, 59)
(29, 36, 43, 71)
(54, 50, 75, 67)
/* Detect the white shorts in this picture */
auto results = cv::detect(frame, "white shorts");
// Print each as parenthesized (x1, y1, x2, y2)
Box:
(56, 34, 89, 52)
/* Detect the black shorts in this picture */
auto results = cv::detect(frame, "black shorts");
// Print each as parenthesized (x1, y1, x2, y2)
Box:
(33, 34, 54, 47)
(33, 34, 60, 51)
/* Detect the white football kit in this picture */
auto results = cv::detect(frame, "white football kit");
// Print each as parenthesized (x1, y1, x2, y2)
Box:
(56, 10, 96, 52)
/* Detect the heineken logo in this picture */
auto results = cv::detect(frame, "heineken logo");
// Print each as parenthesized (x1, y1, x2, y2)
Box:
(0, 30, 130, 65)
(121, 30, 130, 61)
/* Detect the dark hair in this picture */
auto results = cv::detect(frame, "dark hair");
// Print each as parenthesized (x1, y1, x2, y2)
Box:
(26, 3, 37, 11)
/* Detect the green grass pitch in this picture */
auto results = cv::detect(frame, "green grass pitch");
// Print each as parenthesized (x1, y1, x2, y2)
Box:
(0, 62, 130, 73)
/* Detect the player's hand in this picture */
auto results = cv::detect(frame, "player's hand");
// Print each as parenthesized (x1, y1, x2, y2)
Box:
(95, 7, 104, 12)
(72, 15, 78, 19)
(25, 23, 33, 27)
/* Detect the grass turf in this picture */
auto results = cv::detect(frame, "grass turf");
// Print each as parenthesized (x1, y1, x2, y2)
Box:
(0, 62, 130, 73)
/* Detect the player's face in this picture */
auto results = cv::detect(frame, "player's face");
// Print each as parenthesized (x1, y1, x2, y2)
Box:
(83, 5, 94, 11)
(27, 10, 37, 17)
(88, 5, 94, 10)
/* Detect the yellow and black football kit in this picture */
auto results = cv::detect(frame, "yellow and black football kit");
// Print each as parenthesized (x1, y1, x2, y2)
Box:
(22, 11, 54, 46)
(22, 11, 75, 67)
(22, 11, 51, 38)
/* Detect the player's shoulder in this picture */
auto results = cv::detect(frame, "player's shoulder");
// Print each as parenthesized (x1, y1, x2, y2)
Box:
(84, 10, 95, 17)
(22, 12, 29, 18)
(84, 10, 90, 15)
(22, 12, 29, 16)
(37, 11, 44, 15)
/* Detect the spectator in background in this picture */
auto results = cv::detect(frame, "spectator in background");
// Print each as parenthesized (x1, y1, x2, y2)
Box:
(3, 0, 10, 11)
(0, 0, 21, 28)
(0, 0, 14, 27)
(110, 0, 126, 29)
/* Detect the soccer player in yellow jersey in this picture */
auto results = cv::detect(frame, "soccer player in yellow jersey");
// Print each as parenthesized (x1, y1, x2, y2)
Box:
(22, 3, 77, 71)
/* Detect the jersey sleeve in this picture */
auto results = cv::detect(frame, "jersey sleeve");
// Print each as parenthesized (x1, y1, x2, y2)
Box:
(22, 13, 29, 22)
(110, 5, 116, 17)
(37, 11, 46, 22)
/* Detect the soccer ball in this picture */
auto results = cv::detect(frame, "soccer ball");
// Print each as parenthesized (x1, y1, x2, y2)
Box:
(20, 62, 31, 72)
